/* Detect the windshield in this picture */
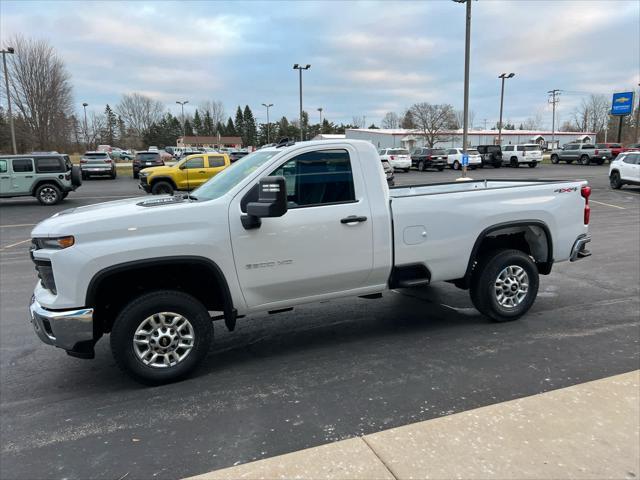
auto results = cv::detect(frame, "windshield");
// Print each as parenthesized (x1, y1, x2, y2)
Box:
(137, 153, 159, 160)
(389, 149, 409, 155)
(193, 150, 279, 201)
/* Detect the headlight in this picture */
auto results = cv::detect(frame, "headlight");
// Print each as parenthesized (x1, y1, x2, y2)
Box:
(32, 236, 75, 250)
(139, 171, 148, 177)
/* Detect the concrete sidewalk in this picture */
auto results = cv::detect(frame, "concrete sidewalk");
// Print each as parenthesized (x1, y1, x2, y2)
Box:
(187, 370, 639, 480)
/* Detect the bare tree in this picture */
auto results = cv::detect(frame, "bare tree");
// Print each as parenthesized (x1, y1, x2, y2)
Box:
(522, 110, 544, 130)
(352, 116, 366, 128)
(7, 35, 74, 150)
(453, 109, 475, 130)
(86, 112, 106, 150)
(410, 103, 456, 147)
(381, 112, 399, 129)
(571, 94, 609, 135)
(199, 100, 225, 126)
(116, 93, 164, 139)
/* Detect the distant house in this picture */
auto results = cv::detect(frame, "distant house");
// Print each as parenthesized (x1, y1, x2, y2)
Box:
(177, 136, 242, 149)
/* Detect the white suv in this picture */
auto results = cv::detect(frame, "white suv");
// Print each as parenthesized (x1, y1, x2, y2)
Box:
(609, 151, 640, 189)
(379, 148, 411, 172)
(502, 144, 542, 168)
(445, 148, 482, 170)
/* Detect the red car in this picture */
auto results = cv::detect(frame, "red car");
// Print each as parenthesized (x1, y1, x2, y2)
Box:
(595, 143, 624, 158)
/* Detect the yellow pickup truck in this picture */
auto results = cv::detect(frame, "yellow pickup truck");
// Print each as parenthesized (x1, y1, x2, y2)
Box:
(139, 153, 230, 195)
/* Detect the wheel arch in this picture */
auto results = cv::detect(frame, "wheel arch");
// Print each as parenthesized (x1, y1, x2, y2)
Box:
(461, 220, 553, 288)
(149, 176, 178, 189)
(30, 178, 64, 195)
(86, 256, 235, 335)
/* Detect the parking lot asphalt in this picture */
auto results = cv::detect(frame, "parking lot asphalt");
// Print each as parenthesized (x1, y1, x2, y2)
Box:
(1, 164, 639, 480)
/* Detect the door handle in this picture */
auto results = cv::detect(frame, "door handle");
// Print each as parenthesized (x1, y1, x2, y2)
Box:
(340, 215, 367, 224)
(0, 176, 9, 179)
(198, 171, 205, 174)
(25, 176, 33, 178)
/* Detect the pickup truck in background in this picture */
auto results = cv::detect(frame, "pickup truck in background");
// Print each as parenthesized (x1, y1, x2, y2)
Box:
(550, 143, 612, 165)
(28, 139, 592, 384)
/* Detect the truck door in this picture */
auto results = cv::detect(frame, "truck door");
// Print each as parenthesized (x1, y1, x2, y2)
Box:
(9, 158, 35, 194)
(229, 147, 374, 310)
(0, 159, 10, 196)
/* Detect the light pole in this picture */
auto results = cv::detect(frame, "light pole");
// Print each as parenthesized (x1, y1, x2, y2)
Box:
(293, 64, 310, 141)
(453, 0, 471, 178)
(317, 107, 323, 126)
(262, 103, 273, 144)
(176, 100, 188, 139)
(82, 102, 89, 150)
(497, 73, 515, 145)
(1, 46, 17, 154)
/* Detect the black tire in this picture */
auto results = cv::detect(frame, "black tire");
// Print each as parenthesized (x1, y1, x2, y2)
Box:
(510, 157, 519, 168)
(110, 290, 213, 385)
(111, 169, 117, 179)
(418, 160, 425, 171)
(579, 155, 590, 166)
(133, 172, 139, 179)
(452, 160, 461, 170)
(528, 162, 537, 168)
(151, 181, 174, 195)
(550, 154, 559, 164)
(610, 171, 623, 189)
(469, 249, 539, 322)
(71, 165, 82, 186)
(81, 172, 87, 180)
(437, 166, 445, 172)
(35, 183, 62, 205)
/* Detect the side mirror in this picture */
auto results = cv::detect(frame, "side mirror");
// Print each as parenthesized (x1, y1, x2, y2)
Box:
(241, 176, 287, 229)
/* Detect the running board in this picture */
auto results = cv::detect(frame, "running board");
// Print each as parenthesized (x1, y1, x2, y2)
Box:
(395, 278, 430, 288)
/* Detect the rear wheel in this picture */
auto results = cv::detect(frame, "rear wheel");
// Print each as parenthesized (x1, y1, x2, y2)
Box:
(470, 249, 539, 322)
(550, 155, 559, 164)
(437, 166, 444, 172)
(610, 171, 622, 189)
(510, 157, 519, 168)
(35, 183, 62, 205)
(151, 181, 174, 195)
(579, 155, 590, 166)
(110, 290, 213, 385)
(528, 162, 537, 168)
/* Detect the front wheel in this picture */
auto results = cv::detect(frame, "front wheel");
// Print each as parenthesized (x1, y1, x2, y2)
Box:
(610, 171, 622, 189)
(550, 155, 559, 164)
(470, 249, 539, 322)
(151, 181, 174, 195)
(510, 157, 519, 168)
(579, 155, 590, 166)
(110, 290, 213, 385)
(528, 162, 537, 168)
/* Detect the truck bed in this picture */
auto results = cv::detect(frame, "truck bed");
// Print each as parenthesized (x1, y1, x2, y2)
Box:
(389, 178, 588, 283)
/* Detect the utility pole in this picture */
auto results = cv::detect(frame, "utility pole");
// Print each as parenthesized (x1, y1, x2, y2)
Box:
(176, 100, 188, 138)
(261, 103, 273, 144)
(498, 73, 515, 145)
(1, 47, 17, 154)
(293, 64, 311, 141)
(548, 89, 560, 147)
(317, 107, 323, 126)
(82, 103, 89, 150)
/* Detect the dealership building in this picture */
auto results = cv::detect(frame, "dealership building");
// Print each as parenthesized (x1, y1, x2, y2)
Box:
(344, 128, 597, 150)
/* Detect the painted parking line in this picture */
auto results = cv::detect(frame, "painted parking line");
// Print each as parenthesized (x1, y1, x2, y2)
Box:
(0, 223, 37, 228)
(591, 199, 626, 210)
(0, 238, 31, 250)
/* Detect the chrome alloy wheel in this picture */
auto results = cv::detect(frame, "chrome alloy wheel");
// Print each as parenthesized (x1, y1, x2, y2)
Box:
(39, 187, 58, 204)
(494, 265, 529, 308)
(133, 312, 195, 368)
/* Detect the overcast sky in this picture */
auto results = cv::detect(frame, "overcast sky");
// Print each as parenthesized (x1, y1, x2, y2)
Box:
(1, 0, 639, 129)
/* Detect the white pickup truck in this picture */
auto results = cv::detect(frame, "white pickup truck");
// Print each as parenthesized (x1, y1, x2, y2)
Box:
(29, 140, 592, 384)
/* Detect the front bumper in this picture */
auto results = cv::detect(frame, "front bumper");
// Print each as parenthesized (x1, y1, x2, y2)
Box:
(29, 297, 95, 355)
(570, 234, 592, 262)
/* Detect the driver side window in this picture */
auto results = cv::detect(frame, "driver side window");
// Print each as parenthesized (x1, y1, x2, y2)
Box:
(184, 157, 204, 169)
(270, 149, 355, 208)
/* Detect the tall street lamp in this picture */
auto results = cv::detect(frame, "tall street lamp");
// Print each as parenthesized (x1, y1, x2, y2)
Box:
(497, 73, 515, 145)
(293, 64, 311, 141)
(2, 46, 17, 154)
(82, 102, 89, 150)
(262, 103, 273, 144)
(317, 107, 323, 126)
(176, 100, 188, 139)
(453, 0, 471, 178)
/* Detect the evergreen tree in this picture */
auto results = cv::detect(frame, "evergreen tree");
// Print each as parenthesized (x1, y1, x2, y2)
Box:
(215, 121, 224, 136)
(225, 117, 236, 136)
(234, 106, 244, 142)
(242, 105, 257, 146)
(203, 111, 214, 136)
(192, 109, 203, 135)
(184, 119, 194, 136)
(117, 115, 126, 146)
(301, 111, 309, 140)
(104, 104, 117, 145)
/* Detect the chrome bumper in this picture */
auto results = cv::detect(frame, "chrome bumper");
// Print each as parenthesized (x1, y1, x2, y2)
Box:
(570, 234, 592, 262)
(29, 297, 94, 351)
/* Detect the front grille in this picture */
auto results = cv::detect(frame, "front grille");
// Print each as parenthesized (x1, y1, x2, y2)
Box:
(34, 259, 57, 294)
(140, 176, 148, 185)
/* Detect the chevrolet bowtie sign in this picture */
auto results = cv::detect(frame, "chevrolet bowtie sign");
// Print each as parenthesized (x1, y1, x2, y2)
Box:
(611, 91, 634, 116)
